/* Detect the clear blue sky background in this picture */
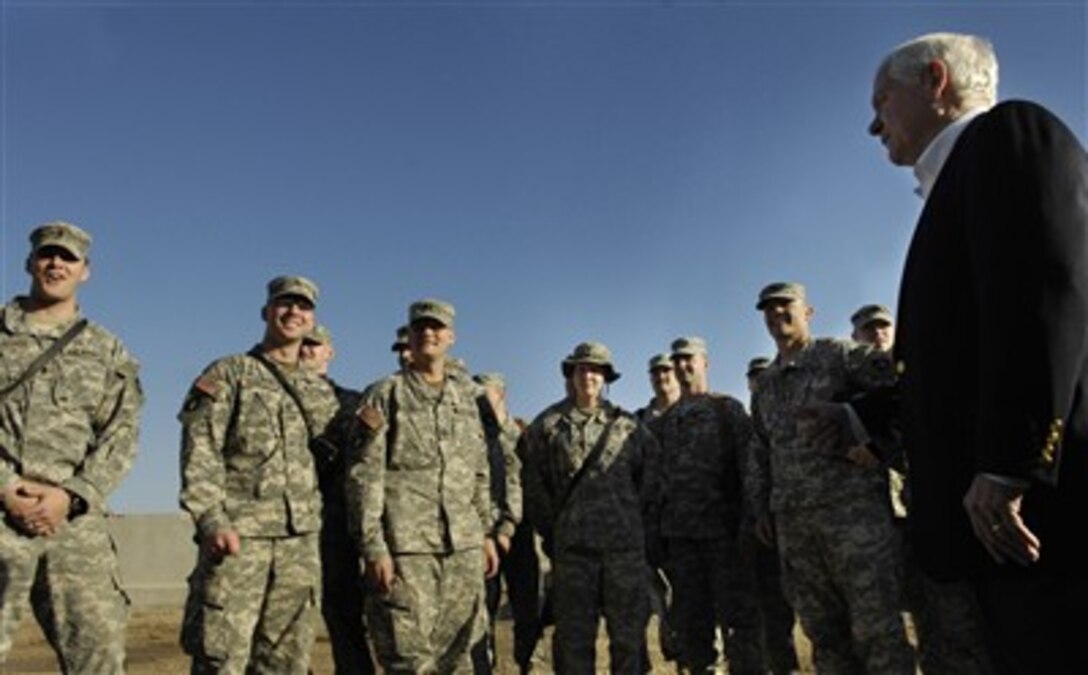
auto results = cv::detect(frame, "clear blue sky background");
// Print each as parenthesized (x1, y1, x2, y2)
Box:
(1, 1, 1084, 513)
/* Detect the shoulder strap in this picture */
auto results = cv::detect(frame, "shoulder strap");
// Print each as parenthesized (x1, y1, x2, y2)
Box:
(0, 319, 88, 402)
(555, 414, 618, 514)
(248, 349, 318, 442)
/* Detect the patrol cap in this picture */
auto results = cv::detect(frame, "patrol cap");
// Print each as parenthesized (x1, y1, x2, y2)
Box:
(756, 282, 806, 310)
(29, 221, 92, 261)
(267, 275, 318, 306)
(670, 336, 707, 357)
(304, 324, 333, 346)
(390, 324, 410, 352)
(851, 304, 894, 330)
(473, 372, 506, 390)
(561, 341, 621, 383)
(409, 298, 455, 328)
(647, 353, 674, 372)
(746, 356, 771, 377)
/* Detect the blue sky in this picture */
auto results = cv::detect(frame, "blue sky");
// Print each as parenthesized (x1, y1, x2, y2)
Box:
(1, 1, 1084, 513)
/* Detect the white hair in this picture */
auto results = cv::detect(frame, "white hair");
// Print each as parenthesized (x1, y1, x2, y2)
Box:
(882, 32, 999, 108)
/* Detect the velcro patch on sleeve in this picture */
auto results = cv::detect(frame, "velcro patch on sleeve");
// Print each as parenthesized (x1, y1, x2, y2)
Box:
(357, 405, 384, 432)
(193, 375, 219, 398)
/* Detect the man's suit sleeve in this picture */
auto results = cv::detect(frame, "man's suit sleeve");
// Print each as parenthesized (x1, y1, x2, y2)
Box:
(966, 102, 1088, 485)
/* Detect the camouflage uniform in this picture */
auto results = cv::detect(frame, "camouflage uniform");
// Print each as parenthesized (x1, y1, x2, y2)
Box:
(316, 377, 375, 674)
(0, 299, 142, 673)
(743, 357, 799, 675)
(522, 398, 660, 675)
(748, 338, 915, 674)
(471, 373, 524, 673)
(179, 347, 338, 675)
(650, 393, 761, 674)
(346, 367, 491, 674)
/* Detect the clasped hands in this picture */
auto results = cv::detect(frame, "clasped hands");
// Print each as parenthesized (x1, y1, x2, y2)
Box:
(1, 479, 72, 537)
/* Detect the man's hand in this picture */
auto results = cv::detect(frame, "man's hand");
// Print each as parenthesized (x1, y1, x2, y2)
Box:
(484, 537, 500, 579)
(2, 479, 41, 535)
(495, 533, 512, 556)
(4, 480, 69, 537)
(797, 402, 858, 455)
(845, 445, 881, 469)
(202, 529, 241, 561)
(754, 514, 776, 548)
(366, 556, 396, 594)
(22, 483, 71, 536)
(963, 474, 1040, 566)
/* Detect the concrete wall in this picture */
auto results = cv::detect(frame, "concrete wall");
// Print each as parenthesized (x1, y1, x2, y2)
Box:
(108, 513, 196, 607)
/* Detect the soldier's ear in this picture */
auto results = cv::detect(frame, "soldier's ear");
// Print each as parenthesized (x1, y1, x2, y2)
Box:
(448, 328, 456, 346)
(260, 304, 269, 322)
(24, 255, 32, 275)
(79, 261, 91, 283)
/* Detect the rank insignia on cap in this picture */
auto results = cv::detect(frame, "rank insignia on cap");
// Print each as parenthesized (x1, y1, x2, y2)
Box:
(357, 405, 384, 432)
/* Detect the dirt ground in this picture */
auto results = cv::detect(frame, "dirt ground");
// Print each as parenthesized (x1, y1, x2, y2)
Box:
(8, 608, 815, 673)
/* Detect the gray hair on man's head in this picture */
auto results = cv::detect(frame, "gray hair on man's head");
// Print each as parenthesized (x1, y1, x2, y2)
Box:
(882, 32, 998, 108)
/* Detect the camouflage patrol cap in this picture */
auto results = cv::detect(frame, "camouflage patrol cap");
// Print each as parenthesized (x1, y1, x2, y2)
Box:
(647, 353, 674, 372)
(561, 341, 621, 383)
(409, 298, 455, 328)
(850, 304, 894, 330)
(756, 282, 806, 310)
(29, 221, 92, 261)
(390, 324, 410, 352)
(304, 324, 333, 346)
(746, 356, 771, 377)
(473, 372, 506, 390)
(267, 275, 318, 306)
(670, 336, 708, 357)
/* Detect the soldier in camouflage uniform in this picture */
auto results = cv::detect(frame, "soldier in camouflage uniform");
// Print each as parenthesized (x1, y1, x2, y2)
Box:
(0, 221, 143, 673)
(346, 299, 495, 674)
(649, 336, 760, 675)
(747, 282, 914, 674)
(470, 372, 524, 673)
(179, 276, 340, 675)
(300, 325, 375, 674)
(391, 324, 411, 370)
(743, 357, 799, 675)
(633, 353, 680, 666)
(521, 342, 661, 675)
(849, 304, 993, 675)
(634, 353, 681, 424)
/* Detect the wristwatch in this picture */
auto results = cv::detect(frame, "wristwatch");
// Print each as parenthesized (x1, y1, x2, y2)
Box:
(67, 491, 88, 519)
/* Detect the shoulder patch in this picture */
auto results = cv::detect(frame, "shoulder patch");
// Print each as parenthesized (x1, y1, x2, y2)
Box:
(194, 375, 219, 397)
(357, 405, 384, 431)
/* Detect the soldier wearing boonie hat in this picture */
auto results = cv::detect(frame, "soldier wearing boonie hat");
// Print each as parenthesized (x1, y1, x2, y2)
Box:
(560, 341, 621, 383)
(178, 276, 338, 673)
(347, 297, 492, 673)
(0, 221, 141, 672)
(652, 334, 762, 673)
(522, 340, 659, 674)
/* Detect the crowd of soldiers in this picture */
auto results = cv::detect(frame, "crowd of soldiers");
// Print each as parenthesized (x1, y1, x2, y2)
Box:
(2, 219, 967, 675)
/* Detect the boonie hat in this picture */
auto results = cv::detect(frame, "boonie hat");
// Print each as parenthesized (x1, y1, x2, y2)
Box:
(561, 341, 621, 383)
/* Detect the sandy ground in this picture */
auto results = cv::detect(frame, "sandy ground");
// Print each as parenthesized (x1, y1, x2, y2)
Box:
(7, 608, 815, 674)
